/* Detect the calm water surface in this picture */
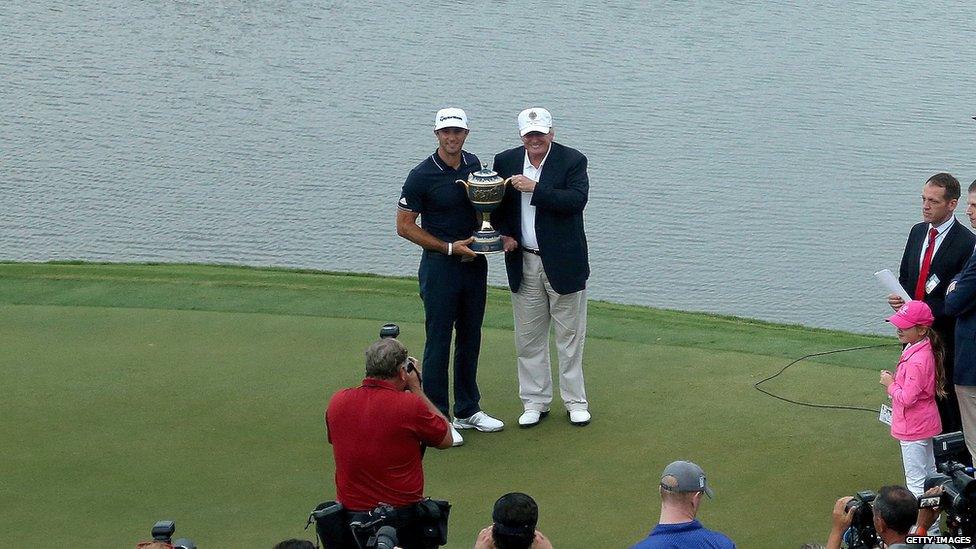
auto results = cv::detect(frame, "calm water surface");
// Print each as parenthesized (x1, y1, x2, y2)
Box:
(4, 1, 976, 333)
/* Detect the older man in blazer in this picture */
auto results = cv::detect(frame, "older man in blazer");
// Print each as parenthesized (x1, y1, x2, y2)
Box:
(493, 107, 591, 428)
(888, 173, 976, 434)
(946, 180, 976, 460)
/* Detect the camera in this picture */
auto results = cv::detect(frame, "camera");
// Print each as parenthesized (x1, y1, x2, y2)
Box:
(379, 323, 400, 339)
(922, 431, 976, 540)
(372, 526, 398, 549)
(149, 520, 197, 549)
(379, 323, 416, 375)
(349, 505, 400, 549)
(842, 490, 880, 549)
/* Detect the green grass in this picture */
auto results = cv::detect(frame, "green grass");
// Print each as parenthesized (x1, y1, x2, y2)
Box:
(0, 262, 905, 547)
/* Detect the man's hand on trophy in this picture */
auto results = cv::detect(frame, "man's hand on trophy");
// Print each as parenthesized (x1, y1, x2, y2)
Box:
(501, 236, 519, 253)
(453, 237, 478, 259)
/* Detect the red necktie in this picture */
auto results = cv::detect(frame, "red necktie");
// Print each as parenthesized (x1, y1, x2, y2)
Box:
(914, 227, 938, 300)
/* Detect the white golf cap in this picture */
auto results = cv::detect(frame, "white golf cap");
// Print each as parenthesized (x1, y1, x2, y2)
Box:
(434, 107, 468, 130)
(517, 107, 552, 136)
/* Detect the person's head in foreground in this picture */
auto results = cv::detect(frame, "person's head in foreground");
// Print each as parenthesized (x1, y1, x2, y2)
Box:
(659, 460, 714, 520)
(873, 485, 919, 543)
(492, 492, 539, 549)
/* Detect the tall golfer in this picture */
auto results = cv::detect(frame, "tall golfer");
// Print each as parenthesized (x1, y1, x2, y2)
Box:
(494, 107, 591, 427)
(396, 107, 505, 447)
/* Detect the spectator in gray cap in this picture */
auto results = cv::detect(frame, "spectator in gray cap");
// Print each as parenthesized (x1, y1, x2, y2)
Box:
(629, 460, 735, 548)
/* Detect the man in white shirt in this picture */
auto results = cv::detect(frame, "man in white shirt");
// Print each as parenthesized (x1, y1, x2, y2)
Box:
(888, 173, 975, 436)
(493, 108, 592, 428)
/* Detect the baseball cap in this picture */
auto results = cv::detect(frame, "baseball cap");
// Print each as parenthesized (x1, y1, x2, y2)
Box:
(518, 107, 552, 136)
(660, 460, 714, 498)
(491, 492, 538, 540)
(887, 300, 935, 329)
(434, 107, 468, 131)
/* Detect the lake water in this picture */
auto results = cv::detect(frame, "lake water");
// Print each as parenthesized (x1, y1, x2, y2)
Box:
(4, 1, 976, 333)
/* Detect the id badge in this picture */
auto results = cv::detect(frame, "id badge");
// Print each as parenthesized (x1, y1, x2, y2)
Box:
(925, 273, 940, 295)
(879, 403, 893, 426)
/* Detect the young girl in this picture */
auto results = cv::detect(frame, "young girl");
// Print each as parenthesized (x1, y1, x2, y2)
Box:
(880, 300, 947, 500)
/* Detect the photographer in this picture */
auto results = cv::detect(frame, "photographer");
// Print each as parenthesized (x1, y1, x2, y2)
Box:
(473, 492, 553, 549)
(325, 337, 453, 548)
(827, 486, 951, 548)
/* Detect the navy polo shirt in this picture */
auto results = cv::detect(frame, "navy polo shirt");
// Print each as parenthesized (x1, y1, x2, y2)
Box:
(398, 150, 481, 242)
(630, 520, 735, 549)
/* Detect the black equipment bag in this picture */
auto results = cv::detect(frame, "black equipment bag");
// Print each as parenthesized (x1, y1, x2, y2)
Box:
(309, 501, 353, 549)
(415, 498, 451, 546)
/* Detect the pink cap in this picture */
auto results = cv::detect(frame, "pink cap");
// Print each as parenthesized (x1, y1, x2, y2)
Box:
(886, 300, 935, 329)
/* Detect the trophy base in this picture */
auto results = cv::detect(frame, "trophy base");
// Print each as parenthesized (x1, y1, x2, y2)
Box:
(470, 230, 504, 254)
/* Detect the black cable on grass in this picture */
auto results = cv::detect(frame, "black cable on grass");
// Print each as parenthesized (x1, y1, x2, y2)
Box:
(754, 343, 902, 413)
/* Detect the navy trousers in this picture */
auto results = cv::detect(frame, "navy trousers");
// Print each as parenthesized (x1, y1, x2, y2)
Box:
(418, 251, 487, 419)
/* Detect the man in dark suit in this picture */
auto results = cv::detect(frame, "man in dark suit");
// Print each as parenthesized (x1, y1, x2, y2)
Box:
(945, 180, 976, 461)
(888, 173, 976, 434)
(493, 107, 591, 428)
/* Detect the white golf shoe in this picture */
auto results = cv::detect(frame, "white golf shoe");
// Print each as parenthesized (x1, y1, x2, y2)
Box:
(568, 410, 591, 426)
(450, 424, 464, 447)
(452, 411, 505, 432)
(518, 409, 550, 428)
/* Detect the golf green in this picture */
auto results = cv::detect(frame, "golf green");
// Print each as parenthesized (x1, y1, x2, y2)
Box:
(0, 263, 905, 547)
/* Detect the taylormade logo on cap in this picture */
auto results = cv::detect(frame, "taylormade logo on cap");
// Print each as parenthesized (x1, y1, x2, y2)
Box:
(434, 107, 468, 130)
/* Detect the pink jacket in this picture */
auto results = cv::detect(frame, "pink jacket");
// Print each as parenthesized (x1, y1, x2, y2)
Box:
(888, 338, 942, 441)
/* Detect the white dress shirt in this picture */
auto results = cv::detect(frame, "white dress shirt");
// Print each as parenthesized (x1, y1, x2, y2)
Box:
(918, 216, 956, 268)
(520, 145, 551, 251)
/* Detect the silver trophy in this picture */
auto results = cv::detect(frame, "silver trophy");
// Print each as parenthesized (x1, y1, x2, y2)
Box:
(456, 165, 512, 254)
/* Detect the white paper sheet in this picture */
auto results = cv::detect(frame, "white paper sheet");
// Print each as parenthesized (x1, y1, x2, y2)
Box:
(875, 269, 911, 302)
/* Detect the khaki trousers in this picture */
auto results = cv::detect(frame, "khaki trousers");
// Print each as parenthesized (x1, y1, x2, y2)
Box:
(512, 253, 588, 412)
(956, 385, 976, 462)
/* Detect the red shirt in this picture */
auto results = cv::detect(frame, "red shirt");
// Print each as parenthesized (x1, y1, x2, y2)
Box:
(326, 378, 448, 511)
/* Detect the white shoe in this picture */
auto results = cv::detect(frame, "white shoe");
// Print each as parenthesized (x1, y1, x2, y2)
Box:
(450, 424, 464, 447)
(453, 411, 505, 432)
(568, 410, 591, 426)
(518, 409, 550, 428)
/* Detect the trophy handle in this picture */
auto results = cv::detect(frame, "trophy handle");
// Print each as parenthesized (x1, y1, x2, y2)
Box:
(502, 177, 513, 186)
(455, 178, 469, 189)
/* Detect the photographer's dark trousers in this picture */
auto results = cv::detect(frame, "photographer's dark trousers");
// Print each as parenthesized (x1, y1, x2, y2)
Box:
(418, 250, 487, 419)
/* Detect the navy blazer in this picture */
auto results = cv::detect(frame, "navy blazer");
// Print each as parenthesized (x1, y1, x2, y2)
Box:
(946, 250, 976, 385)
(898, 219, 976, 341)
(493, 142, 590, 295)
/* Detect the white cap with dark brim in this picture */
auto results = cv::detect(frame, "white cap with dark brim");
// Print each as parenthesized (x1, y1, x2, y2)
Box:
(434, 107, 468, 130)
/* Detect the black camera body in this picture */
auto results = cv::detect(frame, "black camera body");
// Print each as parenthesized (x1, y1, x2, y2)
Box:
(843, 491, 880, 549)
(379, 323, 416, 374)
(349, 507, 399, 549)
(925, 462, 976, 540)
(373, 526, 398, 549)
(923, 431, 976, 540)
(379, 323, 400, 339)
(150, 520, 197, 549)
